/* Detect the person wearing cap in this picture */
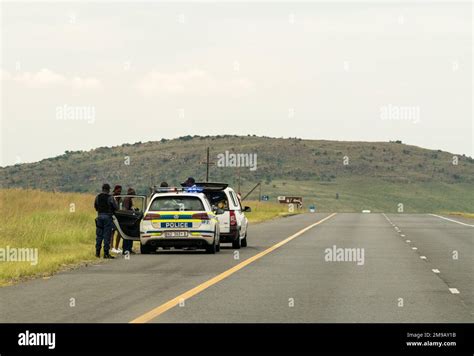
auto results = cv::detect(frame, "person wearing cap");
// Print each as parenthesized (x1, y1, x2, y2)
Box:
(182, 177, 196, 188)
(110, 185, 123, 254)
(94, 183, 118, 258)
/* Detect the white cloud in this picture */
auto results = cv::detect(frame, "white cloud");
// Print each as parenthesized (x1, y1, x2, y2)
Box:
(15, 69, 65, 88)
(136, 69, 216, 96)
(230, 78, 255, 91)
(136, 69, 255, 97)
(1, 68, 102, 90)
(71, 76, 102, 90)
(0, 69, 12, 81)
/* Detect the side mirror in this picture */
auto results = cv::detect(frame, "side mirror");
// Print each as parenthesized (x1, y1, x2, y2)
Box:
(243, 206, 252, 213)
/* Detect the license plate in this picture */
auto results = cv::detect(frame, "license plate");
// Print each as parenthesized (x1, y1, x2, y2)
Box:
(161, 222, 192, 228)
(165, 231, 188, 237)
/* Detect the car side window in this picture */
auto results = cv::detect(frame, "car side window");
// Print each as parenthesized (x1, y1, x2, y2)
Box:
(234, 192, 243, 211)
(229, 191, 240, 210)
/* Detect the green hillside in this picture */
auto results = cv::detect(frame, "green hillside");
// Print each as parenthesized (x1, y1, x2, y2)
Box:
(1, 135, 473, 213)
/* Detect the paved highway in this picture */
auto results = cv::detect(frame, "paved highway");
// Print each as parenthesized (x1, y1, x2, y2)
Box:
(0, 213, 472, 323)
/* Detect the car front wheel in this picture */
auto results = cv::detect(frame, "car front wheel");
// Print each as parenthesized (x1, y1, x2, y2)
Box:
(140, 243, 153, 254)
(206, 237, 217, 254)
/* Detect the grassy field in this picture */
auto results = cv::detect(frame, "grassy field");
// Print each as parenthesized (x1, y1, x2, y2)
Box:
(241, 178, 474, 213)
(0, 189, 299, 286)
(0, 189, 98, 286)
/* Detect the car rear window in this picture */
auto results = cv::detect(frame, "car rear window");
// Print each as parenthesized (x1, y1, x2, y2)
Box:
(205, 191, 229, 210)
(150, 196, 205, 211)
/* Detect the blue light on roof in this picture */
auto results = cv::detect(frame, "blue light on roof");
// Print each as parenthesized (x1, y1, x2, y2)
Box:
(185, 186, 203, 193)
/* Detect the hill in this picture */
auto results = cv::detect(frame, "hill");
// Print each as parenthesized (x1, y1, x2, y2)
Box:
(1, 135, 473, 212)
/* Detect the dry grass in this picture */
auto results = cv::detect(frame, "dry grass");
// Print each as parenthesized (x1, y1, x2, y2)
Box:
(244, 200, 303, 223)
(0, 189, 100, 286)
(446, 212, 474, 219)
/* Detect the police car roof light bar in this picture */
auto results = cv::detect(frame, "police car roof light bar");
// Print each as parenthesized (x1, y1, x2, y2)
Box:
(153, 186, 204, 194)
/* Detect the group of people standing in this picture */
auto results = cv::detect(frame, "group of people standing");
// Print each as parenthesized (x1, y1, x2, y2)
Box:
(94, 177, 196, 258)
(94, 183, 136, 259)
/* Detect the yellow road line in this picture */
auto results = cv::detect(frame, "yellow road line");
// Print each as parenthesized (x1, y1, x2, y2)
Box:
(129, 212, 337, 323)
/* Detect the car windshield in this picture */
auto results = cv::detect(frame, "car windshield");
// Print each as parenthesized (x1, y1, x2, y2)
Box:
(150, 196, 205, 212)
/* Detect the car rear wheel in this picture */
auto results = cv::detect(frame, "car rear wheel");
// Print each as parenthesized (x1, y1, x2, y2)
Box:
(232, 229, 241, 249)
(241, 233, 248, 247)
(140, 243, 153, 254)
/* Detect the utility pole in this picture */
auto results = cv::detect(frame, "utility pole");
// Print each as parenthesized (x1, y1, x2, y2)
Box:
(206, 147, 210, 182)
(237, 166, 241, 195)
(199, 147, 216, 182)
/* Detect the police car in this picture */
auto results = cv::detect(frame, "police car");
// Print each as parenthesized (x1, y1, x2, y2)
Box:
(112, 186, 222, 254)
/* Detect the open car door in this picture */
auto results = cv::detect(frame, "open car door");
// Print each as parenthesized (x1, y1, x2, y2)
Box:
(112, 195, 147, 241)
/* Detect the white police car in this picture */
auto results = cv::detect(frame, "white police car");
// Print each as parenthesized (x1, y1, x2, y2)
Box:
(112, 186, 222, 254)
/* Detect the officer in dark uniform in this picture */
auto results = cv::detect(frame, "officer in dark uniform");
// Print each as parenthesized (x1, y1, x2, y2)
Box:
(94, 183, 118, 258)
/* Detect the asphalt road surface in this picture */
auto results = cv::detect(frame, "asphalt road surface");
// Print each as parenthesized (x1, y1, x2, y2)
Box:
(1, 213, 472, 323)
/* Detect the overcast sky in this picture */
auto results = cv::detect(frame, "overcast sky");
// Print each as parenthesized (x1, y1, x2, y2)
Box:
(1, 1, 472, 166)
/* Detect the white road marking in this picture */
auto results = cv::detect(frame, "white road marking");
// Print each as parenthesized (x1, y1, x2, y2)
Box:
(432, 269, 440, 273)
(420, 256, 427, 260)
(429, 214, 474, 227)
(412, 247, 418, 250)
(406, 240, 411, 243)
(449, 288, 460, 294)
(401, 234, 405, 237)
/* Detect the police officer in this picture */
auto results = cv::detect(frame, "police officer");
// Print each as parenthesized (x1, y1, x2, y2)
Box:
(122, 187, 136, 255)
(110, 185, 123, 253)
(94, 183, 118, 258)
(181, 177, 196, 188)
